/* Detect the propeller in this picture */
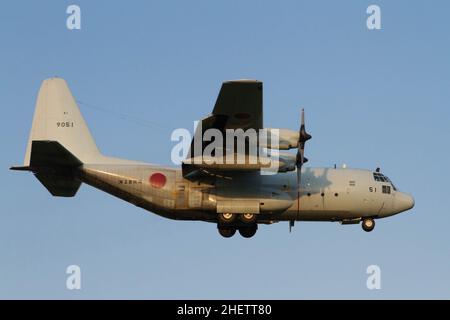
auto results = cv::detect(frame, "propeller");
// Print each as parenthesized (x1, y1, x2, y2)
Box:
(296, 109, 312, 214)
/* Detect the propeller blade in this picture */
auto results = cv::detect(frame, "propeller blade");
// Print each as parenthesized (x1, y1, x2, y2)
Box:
(296, 108, 311, 214)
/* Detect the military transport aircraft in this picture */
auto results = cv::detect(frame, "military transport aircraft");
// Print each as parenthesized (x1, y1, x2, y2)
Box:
(11, 78, 414, 238)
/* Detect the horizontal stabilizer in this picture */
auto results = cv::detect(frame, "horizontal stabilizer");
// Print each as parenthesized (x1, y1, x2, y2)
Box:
(35, 172, 81, 197)
(10, 166, 33, 171)
(13, 140, 83, 197)
(29, 140, 82, 168)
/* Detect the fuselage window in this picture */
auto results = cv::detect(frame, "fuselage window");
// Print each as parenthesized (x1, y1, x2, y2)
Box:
(382, 185, 391, 194)
(374, 173, 397, 191)
(373, 173, 383, 181)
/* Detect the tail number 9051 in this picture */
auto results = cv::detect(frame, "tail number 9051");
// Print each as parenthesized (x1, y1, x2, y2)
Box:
(57, 122, 74, 128)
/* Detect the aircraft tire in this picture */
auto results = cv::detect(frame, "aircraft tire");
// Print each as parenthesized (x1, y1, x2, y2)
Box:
(238, 225, 258, 238)
(218, 226, 236, 238)
(240, 213, 257, 223)
(218, 213, 236, 224)
(362, 218, 375, 232)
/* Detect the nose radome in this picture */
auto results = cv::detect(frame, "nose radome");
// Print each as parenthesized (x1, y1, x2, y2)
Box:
(395, 192, 415, 213)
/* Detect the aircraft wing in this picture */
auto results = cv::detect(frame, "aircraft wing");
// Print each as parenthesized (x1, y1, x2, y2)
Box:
(183, 80, 265, 181)
(211, 79, 263, 131)
(187, 79, 263, 157)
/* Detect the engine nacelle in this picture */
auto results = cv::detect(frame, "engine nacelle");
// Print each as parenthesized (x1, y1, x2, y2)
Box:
(277, 152, 296, 172)
(259, 128, 299, 150)
(256, 150, 296, 173)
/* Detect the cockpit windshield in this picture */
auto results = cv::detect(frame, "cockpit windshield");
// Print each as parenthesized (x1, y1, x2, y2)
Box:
(373, 172, 397, 191)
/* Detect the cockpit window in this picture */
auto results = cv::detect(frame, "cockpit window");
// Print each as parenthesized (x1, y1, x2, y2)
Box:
(373, 172, 397, 191)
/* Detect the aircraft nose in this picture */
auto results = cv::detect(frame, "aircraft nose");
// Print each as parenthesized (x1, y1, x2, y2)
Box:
(394, 192, 415, 213)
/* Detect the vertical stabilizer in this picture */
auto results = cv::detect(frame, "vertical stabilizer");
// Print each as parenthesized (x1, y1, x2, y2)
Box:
(24, 78, 101, 165)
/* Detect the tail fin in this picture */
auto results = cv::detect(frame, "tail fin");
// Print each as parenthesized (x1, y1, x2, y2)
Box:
(12, 78, 142, 196)
(23, 78, 101, 165)
(12, 78, 102, 197)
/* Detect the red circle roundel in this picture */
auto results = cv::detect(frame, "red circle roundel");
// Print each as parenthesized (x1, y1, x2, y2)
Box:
(149, 173, 166, 188)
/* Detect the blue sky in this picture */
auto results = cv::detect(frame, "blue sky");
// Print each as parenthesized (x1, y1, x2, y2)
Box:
(1, 0, 449, 299)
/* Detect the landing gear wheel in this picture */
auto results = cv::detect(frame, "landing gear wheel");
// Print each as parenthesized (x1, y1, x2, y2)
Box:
(218, 213, 236, 224)
(240, 213, 256, 223)
(218, 226, 236, 238)
(238, 225, 258, 238)
(362, 218, 375, 232)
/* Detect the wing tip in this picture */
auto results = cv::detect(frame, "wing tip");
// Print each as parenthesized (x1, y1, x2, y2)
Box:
(224, 79, 262, 84)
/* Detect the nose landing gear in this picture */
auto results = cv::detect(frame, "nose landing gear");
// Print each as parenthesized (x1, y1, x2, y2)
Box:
(362, 218, 375, 232)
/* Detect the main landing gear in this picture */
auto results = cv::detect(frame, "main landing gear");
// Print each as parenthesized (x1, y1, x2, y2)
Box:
(218, 226, 236, 238)
(218, 213, 236, 224)
(238, 225, 257, 238)
(362, 218, 375, 232)
(240, 213, 256, 223)
(217, 213, 258, 238)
